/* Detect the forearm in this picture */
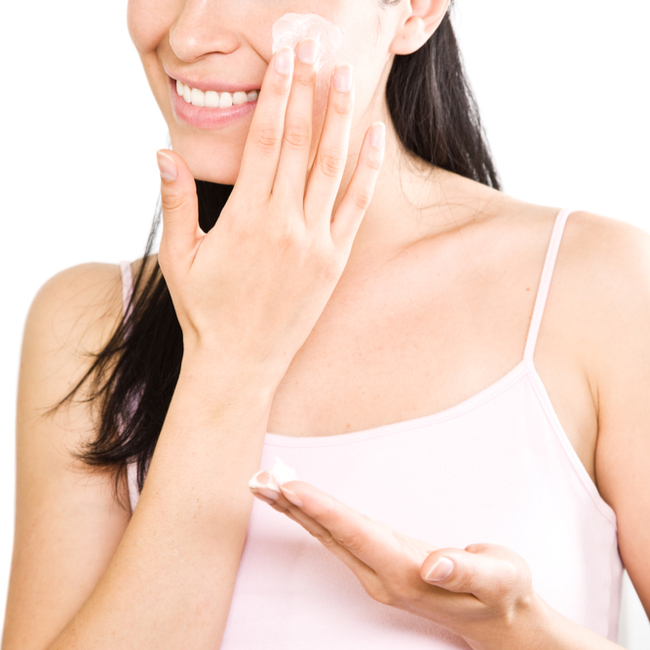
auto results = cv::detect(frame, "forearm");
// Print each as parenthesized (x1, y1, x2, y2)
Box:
(48, 351, 277, 650)
(473, 595, 623, 650)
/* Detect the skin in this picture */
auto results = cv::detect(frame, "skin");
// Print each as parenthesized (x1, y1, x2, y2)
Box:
(3, 0, 649, 649)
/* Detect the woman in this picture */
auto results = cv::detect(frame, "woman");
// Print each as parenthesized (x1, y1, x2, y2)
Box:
(3, 0, 649, 648)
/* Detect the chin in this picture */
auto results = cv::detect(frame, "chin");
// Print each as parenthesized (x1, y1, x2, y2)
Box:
(171, 133, 246, 186)
(193, 167, 240, 186)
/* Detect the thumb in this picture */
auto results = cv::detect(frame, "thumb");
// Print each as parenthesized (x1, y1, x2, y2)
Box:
(420, 544, 532, 606)
(156, 149, 201, 272)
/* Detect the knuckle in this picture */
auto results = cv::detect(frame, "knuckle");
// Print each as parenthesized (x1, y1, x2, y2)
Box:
(269, 74, 291, 97)
(254, 126, 284, 155)
(365, 153, 383, 172)
(160, 192, 186, 214)
(333, 95, 353, 116)
(293, 68, 315, 88)
(352, 186, 373, 212)
(317, 150, 346, 179)
(335, 530, 366, 556)
(282, 122, 311, 150)
(312, 528, 337, 548)
(454, 561, 477, 594)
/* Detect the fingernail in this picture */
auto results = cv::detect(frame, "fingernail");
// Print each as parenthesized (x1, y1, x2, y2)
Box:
(297, 38, 320, 65)
(275, 47, 294, 74)
(424, 557, 454, 583)
(249, 471, 281, 501)
(255, 487, 280, 501)
(156, 150, 177, 181)
(280, 486, 303, 508)
(370, 122, 385, 149)
(334, 64, 353, 93)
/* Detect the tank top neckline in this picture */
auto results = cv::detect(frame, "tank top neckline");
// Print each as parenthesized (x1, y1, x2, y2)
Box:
(265, 208, 573, 445)
(121, 208, 572, 448)
(265, 360, 528, 446)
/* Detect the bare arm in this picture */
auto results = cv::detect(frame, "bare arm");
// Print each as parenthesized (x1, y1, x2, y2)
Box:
(3, 263, 274, 650)
(586, 218, 650, 618)
(3, 41, 384, 650)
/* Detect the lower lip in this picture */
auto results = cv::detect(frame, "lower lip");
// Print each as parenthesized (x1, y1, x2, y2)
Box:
(170, 78, 258, 129)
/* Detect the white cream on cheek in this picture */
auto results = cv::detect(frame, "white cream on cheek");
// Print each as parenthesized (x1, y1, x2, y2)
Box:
(272, 13, 343, 71)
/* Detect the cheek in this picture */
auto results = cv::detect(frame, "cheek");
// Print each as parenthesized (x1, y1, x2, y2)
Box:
(127, 0, 178, 54)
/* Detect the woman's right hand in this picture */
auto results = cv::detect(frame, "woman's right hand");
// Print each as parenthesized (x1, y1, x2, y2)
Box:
(156, 38, 385, 380)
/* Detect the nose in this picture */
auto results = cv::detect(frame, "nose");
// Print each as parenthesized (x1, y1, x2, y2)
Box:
(170, 0, 240, 62)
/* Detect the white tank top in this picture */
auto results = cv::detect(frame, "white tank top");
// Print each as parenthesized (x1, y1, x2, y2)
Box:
(121, 208, 622, 647)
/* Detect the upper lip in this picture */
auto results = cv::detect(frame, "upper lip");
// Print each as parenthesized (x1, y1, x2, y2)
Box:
(167, 70, 261, 94)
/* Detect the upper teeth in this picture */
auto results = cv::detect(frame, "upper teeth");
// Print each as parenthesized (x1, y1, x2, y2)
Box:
(176, 80, 259, 108)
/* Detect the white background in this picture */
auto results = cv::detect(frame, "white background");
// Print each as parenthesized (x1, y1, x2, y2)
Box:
(1, 0, 648, 646)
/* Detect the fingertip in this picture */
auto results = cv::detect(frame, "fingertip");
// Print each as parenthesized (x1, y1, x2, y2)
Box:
(422, 556, 455, 584)
(156, 150, 178, 182)
(274, 46, 295, 75)
(369, 122, 385, 150)
(279, 484, 304, 508)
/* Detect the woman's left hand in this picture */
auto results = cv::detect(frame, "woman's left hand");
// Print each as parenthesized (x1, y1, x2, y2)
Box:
(250, 474, 544, 650)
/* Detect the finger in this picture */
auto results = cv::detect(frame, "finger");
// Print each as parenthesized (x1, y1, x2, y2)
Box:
(420, 544, 533, 606)
(273, 38, 321, 206)
(272, 490, 381, 589)
(279, 481, 402, 571)
(303, 63, 354, 229)
(236, 46, 294, 202)
(330, 122, 385, 252)
(250, 477, 378, 583)
(156, 149, 201, 274)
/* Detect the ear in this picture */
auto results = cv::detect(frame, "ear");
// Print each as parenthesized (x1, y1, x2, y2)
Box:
(389, 0, 451, 56)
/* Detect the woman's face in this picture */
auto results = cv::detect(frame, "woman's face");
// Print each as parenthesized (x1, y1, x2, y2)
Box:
(127, 0, 401, 184)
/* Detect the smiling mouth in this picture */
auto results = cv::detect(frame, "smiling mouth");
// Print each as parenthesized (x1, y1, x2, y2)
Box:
(175, 80, 260, 109)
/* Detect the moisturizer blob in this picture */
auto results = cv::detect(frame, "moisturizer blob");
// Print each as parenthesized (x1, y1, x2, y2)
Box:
(248, 457, 298, 493)
(272, 13, 343, 71)
(269, 456, 298, 485)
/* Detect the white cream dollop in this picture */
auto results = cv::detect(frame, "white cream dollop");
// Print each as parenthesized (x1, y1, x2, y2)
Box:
(272, 13, 343, 71)
(269, 456, 298, 485)
(248, 457, 298, 492)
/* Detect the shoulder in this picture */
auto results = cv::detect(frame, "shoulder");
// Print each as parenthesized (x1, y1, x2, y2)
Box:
(540, 210, 650, 381)
(22, 255, 159, 383)
(19, 263, 126, 441)
(26, 257, 158, 350)
(562, 210, 650, 277)
(25, 262, 124, 363)
(557, 211, 650, 332)
(31, 261, 124, 315)
(20, 259, 158, 415)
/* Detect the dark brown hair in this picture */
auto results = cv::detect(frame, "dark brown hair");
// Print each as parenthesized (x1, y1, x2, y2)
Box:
(71, 1, 500, 500)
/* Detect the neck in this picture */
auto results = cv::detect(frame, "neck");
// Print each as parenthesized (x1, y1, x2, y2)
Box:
(334, 119, 499, 275)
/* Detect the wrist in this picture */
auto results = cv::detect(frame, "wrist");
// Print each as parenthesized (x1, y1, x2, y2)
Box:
(182, 329, 291, 384)
(472, 594, 621, 650)
(466, 593, 550, 650)
(179, 343, 281, 406)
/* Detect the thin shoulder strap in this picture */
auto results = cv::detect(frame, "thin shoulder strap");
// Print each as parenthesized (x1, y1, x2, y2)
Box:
(119, 260, 139, 512)
(524, 209, 572, 361)
(119, 260, 134, 319)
